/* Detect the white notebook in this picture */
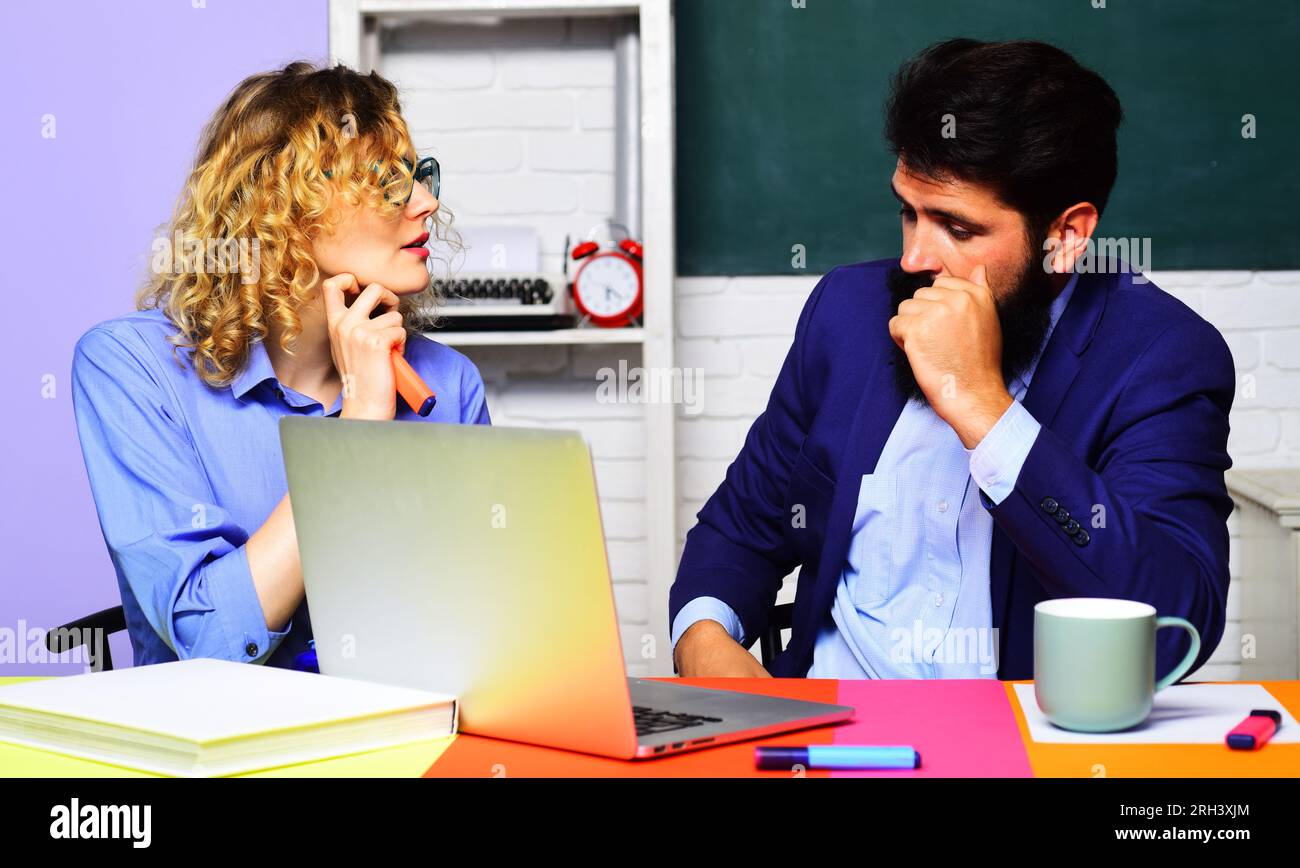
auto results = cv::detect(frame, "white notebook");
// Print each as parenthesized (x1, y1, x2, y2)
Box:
(0, 659, 457, 776)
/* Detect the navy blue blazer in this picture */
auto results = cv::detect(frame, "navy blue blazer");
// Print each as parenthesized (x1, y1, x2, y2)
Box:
(671, 259, 1235, 680)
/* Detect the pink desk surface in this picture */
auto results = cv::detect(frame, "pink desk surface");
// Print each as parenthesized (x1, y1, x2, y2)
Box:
(427, 678, 1300, 778)
(427, 678, 1031, 777)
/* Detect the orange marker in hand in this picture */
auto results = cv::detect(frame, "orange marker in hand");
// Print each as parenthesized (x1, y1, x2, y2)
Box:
(393, 352, 436, 416)
(327, 272, 436, 417)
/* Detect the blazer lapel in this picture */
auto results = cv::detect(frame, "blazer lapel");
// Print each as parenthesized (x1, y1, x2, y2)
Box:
(1020, 270, 1111, 427)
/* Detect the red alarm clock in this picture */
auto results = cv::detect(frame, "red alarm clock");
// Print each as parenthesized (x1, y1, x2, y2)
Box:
(569, 236, 644, 328)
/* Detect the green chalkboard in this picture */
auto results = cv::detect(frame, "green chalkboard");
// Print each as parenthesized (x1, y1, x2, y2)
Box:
(674, 0, 1300, 275)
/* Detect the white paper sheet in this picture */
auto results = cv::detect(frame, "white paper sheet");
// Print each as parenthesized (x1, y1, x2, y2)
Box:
(1012, 682, 1300, 744)
(455, 225, 540, 273)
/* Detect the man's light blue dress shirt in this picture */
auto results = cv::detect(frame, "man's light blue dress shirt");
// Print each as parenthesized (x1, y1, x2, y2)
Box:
(71, 308, 490, 669)
(672, 273, 1079, 678)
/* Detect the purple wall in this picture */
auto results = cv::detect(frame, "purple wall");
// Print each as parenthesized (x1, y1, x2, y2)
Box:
(0, 0, 328, 674)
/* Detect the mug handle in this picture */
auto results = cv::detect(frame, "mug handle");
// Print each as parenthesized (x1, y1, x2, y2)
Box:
(1154, 617, 1201, 692)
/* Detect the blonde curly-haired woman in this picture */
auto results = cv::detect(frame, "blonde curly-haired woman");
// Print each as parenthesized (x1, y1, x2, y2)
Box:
(71, 62, 489, 670)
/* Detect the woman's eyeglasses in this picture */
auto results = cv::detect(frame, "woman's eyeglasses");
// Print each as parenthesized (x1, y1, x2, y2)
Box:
(322, 155, 441, 204)
(401, 156, 440, 204)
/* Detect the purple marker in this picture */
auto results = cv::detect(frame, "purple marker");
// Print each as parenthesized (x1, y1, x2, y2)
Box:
(756, 745, 921, 771)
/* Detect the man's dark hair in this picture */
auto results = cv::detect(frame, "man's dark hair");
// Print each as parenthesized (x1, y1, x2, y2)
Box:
(884, 39, 1123, 238)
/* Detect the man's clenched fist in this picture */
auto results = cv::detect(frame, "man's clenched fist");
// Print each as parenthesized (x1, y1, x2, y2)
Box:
(888, 264, 1014, 448)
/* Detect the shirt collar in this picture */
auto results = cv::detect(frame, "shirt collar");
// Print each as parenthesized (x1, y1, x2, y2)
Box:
(1010, 269, 1080, 395)
(230, 338, 344, 415)
(231, 339, 279, 401)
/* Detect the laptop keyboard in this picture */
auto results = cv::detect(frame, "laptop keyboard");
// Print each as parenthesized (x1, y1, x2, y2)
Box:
(633, 705, 724, 737)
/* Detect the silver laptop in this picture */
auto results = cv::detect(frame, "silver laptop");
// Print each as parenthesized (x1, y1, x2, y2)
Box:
(279, 418, 853, 759)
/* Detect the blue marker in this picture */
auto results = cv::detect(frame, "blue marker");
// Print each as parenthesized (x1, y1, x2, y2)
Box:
(756, 745, 920, 771)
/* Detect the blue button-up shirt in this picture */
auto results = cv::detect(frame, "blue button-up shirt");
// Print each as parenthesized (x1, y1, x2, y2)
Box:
(71, 308, 490, 669)
(673, 273, 1078, 678)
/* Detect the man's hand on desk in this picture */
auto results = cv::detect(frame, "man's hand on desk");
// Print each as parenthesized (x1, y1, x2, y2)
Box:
(674, 619, 772, 678)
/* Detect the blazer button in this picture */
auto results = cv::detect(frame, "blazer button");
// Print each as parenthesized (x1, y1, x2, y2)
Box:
(1053, 509, 1071, 526)
(1040, 497, 1059, 514)
(1072, 530, 1090, 547)
(245, 642, 259, 657)
(1064, 519, 1081, 534)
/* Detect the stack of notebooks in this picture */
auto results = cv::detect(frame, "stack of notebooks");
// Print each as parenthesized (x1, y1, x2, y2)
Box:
(0, 659, 457, 776)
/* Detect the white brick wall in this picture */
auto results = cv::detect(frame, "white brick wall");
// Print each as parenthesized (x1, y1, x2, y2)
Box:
(382, 17, 618, 277)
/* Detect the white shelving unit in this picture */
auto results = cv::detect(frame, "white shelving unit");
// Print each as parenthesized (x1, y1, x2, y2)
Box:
(436, 327, 646, 347)
(329, 0, 678, 675)
(1227, 470, 1300, 679)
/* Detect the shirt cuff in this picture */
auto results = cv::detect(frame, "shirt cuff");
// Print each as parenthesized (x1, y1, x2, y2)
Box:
(195, 545, 290, 663)
(670, 597, 747, 656)
(968, 400, 1041, 506)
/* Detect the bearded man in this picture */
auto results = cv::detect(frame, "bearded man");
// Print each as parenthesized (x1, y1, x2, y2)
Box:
(670, 39, 1235, 682)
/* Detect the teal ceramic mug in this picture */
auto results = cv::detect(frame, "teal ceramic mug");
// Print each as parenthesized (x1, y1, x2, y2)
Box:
(1034, 598, 1200, 732)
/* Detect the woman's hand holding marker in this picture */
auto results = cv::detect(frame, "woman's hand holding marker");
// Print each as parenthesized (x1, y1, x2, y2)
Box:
(322, 272, 437, 419)
(322, 272, 406, 421)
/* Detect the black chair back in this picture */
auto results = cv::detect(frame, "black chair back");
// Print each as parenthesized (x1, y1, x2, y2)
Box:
(44, 606, 126, 672)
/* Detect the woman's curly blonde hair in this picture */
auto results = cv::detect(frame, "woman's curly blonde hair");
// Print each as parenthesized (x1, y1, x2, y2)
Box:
(138, 61, 458, 388)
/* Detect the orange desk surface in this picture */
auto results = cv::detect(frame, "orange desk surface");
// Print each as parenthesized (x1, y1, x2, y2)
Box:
(424, 678, 1300, 778)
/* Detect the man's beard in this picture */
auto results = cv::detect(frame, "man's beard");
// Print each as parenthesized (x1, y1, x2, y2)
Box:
(887, 252, 1056, 404)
